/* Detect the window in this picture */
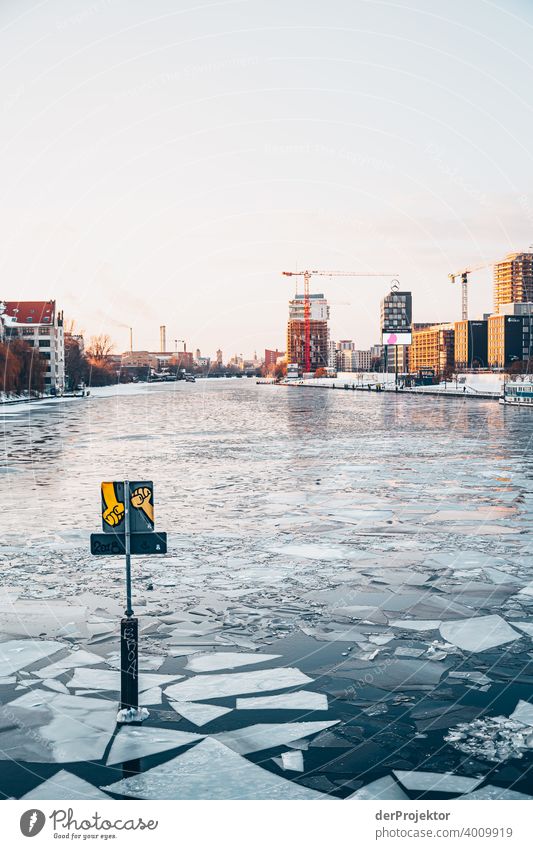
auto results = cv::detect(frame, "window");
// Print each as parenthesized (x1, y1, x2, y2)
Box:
(38, 339, 50, 347)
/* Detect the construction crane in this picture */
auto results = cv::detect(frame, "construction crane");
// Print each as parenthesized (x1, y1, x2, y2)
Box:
(449, 261, 493, 321)
(282, 270, 399, 374)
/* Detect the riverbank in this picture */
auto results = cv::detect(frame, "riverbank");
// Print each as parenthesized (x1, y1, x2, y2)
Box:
(284, 371, 507, 401)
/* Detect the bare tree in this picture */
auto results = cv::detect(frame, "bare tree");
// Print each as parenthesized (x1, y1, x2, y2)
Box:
(87, 334, 114, 363)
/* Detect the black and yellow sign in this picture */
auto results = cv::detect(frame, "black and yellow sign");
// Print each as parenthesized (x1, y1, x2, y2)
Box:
(101, 481, 155, 534)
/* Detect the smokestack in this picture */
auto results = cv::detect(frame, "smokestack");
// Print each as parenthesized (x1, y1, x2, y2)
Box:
(129, 327, 133, 352)
(160, 325, 166, 353)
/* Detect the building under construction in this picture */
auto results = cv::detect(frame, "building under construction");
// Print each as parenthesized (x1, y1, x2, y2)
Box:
(287, 293, 330, 373)
(493, 253, 533, 312)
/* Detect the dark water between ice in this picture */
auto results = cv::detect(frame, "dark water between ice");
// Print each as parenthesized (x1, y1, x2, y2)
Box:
(0, 380, 532, 799)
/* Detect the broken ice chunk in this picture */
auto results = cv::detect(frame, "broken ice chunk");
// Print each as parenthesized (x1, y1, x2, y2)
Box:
(165, 667, 312, 702)
(0, 639, 63, 677)
(214, 721, 339, 754)
(185, 652, 280, 672)
(509, 700, 533, 727)
(389, 620, 441, 632)
(168, 702, 232, 726)
(102, 737, 332, 800)
(273, 750, 304, 772)
(347, 776, 408, 800)
(139, 687, 162, 706)
(393, 770, 483, 794)
(236, 691, 328, 711)
(0, 690, 117, 763)
(513, 622, 533, 637)
(68, 668, 183, 692)
(439, 615, 520, 652)
(35, 650, 104, 679)
(21, 770, 111, 800)
(106, 727, 203, 765)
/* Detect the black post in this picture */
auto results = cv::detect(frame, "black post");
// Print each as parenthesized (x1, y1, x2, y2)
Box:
(120, 616, 138, 711)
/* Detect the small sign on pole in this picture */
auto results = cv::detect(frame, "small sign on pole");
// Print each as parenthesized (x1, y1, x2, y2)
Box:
(90, 479, 167, 723)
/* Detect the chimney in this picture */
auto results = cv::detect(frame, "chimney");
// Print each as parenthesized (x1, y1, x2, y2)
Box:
(160, 325, 166, 353)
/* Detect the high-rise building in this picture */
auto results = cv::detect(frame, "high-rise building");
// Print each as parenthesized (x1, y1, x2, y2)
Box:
(488, 303, 533, 368)
(410, 323, 455, 376)
(287, 293, 330, 373)
(380, 290, 412, 374)
(3, 300, 65, 394)
(493, 253, 533, 312)
(216, 349, 223, 366)
(454, 320, 488, 369)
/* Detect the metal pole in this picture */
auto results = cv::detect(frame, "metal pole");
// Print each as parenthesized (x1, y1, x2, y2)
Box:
(395, 345, 398, 391)
(124, 479, 133, 618)
(120, 479, 138, 713)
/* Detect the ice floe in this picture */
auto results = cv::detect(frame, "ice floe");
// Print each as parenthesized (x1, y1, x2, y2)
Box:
(439, 615, 520, 652)
(165, 667, 313, 702)
(102, 737, 332, 799)
(214, 720, 339, 754)
(106, 727, 203, 765)
(0, 639, 63, 677)
(21, 770, 111, 800)
(236, 691, 328, 711)
(168, 701, 232, 726)
(347, 776, 408, 800)
(185, 652, 280, 672)
(393, 770, 483, 794)
(0, 690, 117, 762)
(68, 668, 183, 692)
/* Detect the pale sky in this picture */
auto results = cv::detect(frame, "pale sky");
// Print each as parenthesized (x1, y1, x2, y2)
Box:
(2, 0, 533, 356)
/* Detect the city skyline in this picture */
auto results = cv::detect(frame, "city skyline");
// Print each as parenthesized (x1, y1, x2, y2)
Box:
(2, 1, 533, 353)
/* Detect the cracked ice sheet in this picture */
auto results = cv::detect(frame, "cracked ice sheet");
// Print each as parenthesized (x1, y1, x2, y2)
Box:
(393, 770, 483, 794)
(0, 639, 64, 676)
(185, 652, 280, 672)
(169, 702, 232, 726)
(439, 615, 521, 652)
(165, 667, 313, 702)
(102, 737, 332, 800)
(106, 727, 203, 765)
(21, 770, 111, 801)
(236, 691, 328, 711)
(214, 721, 339, 754)
(0, 690, 117, 763)
(68, 668, 183, 692)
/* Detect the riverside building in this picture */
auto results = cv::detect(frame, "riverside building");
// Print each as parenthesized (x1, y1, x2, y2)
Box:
(487, 303, 533, 368)
(287, 292, 330, 373)
(3, 300, 65, 394)
(454, 319, 488, 369)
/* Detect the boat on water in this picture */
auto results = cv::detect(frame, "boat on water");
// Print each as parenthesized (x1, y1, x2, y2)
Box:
(500, 377, 533, 406)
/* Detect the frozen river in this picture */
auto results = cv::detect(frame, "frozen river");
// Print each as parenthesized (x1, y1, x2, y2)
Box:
(0, 379, 532, 800)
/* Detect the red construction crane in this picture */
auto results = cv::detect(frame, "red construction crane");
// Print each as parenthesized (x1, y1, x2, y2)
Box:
(282, 270, 399, 374)
(448, 261, 494, 321)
